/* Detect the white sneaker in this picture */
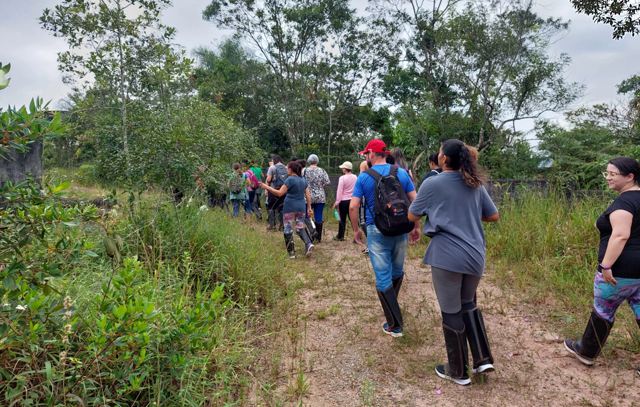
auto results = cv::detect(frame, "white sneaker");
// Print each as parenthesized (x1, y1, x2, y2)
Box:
(472, 363, 495, 374)
(305, 244, 314, 256)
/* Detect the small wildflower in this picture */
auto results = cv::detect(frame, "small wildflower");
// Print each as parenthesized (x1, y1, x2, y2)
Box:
(15, 304, 27, 311)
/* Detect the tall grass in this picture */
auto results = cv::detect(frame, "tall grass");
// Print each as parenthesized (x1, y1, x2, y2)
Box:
(486, 189, 639, 351)
(486, 190, 602, 308)
(1, 184, 296, 405)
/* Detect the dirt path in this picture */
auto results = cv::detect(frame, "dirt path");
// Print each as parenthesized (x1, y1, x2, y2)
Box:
(260, 226, 640, 406)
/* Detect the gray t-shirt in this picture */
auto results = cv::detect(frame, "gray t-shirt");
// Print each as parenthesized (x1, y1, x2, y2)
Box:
(409, 171, 498, 276)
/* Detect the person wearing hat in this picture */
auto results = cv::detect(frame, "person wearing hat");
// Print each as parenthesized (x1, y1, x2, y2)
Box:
(305, 154, 331, 243)
(333, 161, 357, 241)
(348, 139, 421, 338)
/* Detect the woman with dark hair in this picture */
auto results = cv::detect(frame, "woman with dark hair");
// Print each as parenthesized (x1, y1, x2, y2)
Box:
(261, 160, 314, 258)
(408, 139, 499, 385)
(389, 147, 414, 180)
(564, 157, 640, 377)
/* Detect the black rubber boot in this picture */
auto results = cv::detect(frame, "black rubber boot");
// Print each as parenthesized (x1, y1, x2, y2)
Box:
(392, 276, 403, 298)
(564, 310, 613, 366)
(296, 228, 314, 256)
(284, 233, 295, 258)
(463, 306, 494, 373)
(435, 323, 470, 385)
(315, 222, 323, 243)
(377, 286, 403, 337)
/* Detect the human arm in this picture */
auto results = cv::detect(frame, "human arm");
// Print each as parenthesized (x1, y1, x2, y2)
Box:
(600, 209, 633, 285)
(348, 197, 364, 244)
(334, 176, 344, 208)
(305, 187, 313, 216)
(483, 213, 500, 222)
(480, 186, 499, 222)
(261, 182, 287, 197)
(406, 189, 421, 243)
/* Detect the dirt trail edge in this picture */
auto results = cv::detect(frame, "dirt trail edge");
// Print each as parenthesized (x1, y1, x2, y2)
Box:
(257, 229, 639, 407)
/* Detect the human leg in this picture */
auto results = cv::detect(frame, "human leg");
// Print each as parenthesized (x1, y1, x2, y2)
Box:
(336, 200, 349, 240)
(243, 195, 253, 216)
(266, 193, 276, 230)
(564, 272, 621, 365)
(275, 198, 285, 231)
(292, 212, 314, 256)
(368, 226, 403, 336)
(391, 234, 408, 298)
(431, 267, 470, 384)
(283, 213, 296, 258)
(311, 203, 324, 242)
(232, 199, 240, 217)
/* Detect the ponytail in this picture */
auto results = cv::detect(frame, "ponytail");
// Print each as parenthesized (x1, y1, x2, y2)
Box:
(441, 139, 486, 188)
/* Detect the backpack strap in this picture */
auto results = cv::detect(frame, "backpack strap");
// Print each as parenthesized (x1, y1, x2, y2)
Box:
(365, 165, 398, 182)
(365, 168, 382, 182)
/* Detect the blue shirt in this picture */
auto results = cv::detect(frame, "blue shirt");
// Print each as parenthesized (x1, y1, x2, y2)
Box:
(352, 164, 415, 226)
(409, 171, 498, 275)
(283, 176, 308, 213)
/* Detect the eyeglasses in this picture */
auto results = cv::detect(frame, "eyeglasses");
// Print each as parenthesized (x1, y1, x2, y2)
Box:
(602, 171, 621, 178)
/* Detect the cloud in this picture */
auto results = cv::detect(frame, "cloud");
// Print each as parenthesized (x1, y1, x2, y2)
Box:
(1, 0, 637, 124)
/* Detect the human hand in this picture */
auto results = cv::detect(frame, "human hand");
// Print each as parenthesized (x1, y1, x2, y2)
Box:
(602, 268, 617, 286)
(409, 227, 421, 244)
(353, 229, 364, 245)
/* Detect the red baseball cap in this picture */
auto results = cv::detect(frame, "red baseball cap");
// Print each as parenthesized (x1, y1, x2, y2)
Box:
(358, 139, 389, 155)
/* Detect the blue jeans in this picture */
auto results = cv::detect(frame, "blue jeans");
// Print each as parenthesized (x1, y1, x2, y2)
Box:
(232, 198, 252, 217)
(311, 203, 324, 223)
(366, 225, 408, 291)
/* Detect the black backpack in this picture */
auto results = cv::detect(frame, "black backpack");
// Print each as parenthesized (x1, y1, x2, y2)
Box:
(366, 165, 414, 236)
(271, 164, 288, 188)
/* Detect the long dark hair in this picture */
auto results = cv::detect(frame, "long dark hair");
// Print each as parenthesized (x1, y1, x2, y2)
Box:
(441, 139, 485, 188)
(609, 157, 640, 185)
(288, 160, 303, 176)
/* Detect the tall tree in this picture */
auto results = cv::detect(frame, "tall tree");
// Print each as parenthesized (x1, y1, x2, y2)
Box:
(202, 0, 384, 155)
(571, 0, 640, 39)
(375, 0, 581, 154)
(40, 0, 190, 179)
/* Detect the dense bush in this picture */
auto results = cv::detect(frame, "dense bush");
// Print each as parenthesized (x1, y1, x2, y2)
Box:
(0, 180, 294, 405)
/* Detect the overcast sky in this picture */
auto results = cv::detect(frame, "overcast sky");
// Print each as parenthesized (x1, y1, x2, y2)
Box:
(1, 0, 638, 132)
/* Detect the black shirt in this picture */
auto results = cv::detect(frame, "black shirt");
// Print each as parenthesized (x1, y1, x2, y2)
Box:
(596, 190, 640, 279)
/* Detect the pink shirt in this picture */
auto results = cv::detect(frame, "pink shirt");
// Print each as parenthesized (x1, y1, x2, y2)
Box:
(335, 173, 357, 202)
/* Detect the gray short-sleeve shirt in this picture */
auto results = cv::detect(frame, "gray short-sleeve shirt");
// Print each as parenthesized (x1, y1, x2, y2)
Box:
(409, 171, 498, 276)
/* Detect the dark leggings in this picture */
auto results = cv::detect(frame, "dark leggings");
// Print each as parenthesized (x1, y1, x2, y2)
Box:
(337, 200, 350, 239)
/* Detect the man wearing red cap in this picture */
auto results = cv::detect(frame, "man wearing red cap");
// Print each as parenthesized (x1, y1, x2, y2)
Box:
(348, 139, 421, 337)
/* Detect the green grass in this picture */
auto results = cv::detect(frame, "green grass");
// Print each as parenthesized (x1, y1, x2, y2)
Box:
(1, 170, 300, 405)
(485, 189, 639, 352)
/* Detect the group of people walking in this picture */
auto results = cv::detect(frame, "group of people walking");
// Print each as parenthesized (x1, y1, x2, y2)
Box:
(227, 138, 640, 384)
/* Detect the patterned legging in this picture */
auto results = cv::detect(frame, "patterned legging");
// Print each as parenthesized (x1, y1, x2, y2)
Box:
(593, 272, 640, 322)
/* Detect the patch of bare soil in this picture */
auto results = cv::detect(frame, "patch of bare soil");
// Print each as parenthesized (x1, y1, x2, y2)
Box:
(252, 226, 640, 406)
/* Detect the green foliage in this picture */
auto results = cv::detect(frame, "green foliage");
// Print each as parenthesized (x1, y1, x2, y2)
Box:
(0, 98, 64, 160)
(537, 120, 626, 189)
(379, 0, 580, 156)
(41, 0, 193, 179)
(90, 97, 262, 193)
(202, 0, 388, 155)
(486, 190, 639, 351)
(486, 190, 604, 309)
(1, 179, 294, 404)
(571, 0, 640, 39)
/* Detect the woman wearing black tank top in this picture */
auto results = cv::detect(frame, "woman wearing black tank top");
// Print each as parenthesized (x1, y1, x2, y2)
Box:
(564, 157, 640, 377)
